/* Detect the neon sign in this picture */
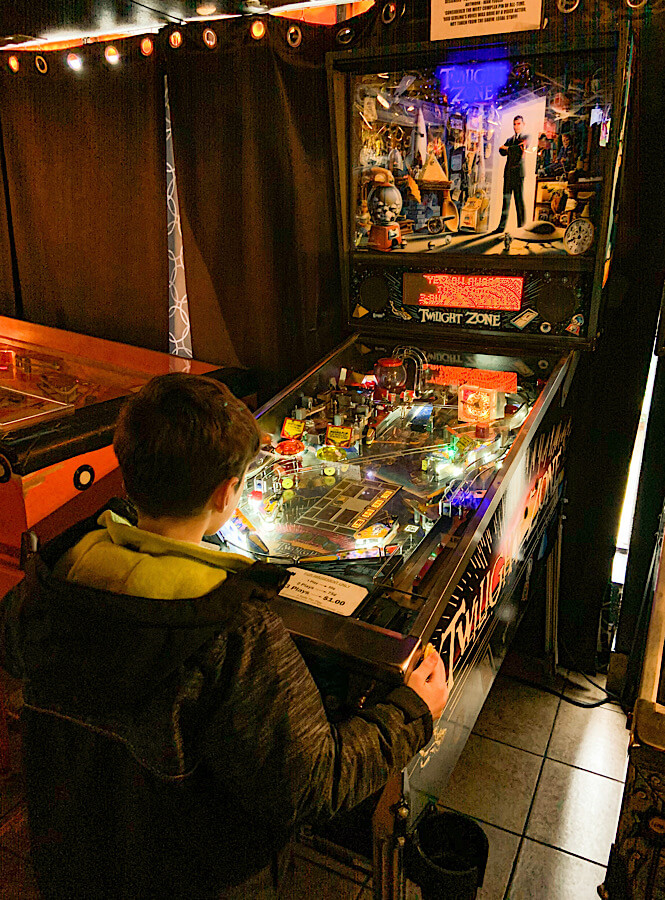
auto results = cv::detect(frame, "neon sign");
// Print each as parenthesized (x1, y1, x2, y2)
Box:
(435, 61, 511, 104)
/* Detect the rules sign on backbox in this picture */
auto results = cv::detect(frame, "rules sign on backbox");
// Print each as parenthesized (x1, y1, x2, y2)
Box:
(431, 0, 542, 40)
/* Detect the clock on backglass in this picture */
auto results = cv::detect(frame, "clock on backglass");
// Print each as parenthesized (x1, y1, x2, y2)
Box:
(563, 219, 595, 255)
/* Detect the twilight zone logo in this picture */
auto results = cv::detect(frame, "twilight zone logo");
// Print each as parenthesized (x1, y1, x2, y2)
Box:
(430, 417, 571, 693)
(420, 308, 502, 327)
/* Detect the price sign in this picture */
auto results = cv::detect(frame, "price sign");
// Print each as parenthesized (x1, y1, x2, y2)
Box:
(280, 568, 368, 616)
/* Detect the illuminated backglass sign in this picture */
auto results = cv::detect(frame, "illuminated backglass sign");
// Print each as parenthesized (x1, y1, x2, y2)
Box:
(403, 273, 523, 310)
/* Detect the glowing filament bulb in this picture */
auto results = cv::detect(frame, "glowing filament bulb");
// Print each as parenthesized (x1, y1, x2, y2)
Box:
(105, 45, 120, 65)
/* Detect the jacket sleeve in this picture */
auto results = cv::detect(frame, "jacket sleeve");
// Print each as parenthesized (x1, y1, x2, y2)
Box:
(197, 601, 432, 834)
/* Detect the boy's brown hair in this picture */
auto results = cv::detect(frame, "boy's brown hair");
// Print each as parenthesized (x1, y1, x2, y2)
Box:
(114, 373, 259, 519)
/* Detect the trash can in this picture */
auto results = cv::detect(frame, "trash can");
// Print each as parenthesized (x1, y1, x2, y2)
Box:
(405, 807, 489, 900)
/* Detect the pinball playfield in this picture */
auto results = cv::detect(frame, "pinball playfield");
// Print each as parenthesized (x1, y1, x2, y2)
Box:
(0, 337, 146, 434)
(221, 338, 562, 640)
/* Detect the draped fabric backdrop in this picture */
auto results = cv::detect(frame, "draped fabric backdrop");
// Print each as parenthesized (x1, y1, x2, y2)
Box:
(163, 14, 382, 397)
(0, 41, 168, 350)
(0, 108, 17, 318)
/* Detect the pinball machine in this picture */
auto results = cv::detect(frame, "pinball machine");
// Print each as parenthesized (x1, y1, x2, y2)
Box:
(216, 23, 633, 892)
(0, 317, 255, 594)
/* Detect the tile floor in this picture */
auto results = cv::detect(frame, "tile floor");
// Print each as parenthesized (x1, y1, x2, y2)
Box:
(434, 669, 628, 900)
(0, 663, 630, 899)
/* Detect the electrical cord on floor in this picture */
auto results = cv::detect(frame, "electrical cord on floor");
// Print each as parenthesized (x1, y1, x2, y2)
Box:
(509, 637, 630, 714)
(510, 675, 628, 713)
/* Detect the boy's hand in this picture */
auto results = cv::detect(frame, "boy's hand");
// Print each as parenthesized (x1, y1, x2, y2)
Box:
(407, 648, 448, 721)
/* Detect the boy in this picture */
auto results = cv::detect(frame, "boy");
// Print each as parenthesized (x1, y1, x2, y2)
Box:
(0, 374, 446, 899)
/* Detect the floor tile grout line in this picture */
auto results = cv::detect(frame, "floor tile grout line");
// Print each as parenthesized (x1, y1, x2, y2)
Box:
(468, 730, 629, 785)
(521, 834, 610, 869)
(470, 729, 552, 760)
(543, 755, 628, 785)
(502, 677, 564, 900)
(438, 804, 524, 839)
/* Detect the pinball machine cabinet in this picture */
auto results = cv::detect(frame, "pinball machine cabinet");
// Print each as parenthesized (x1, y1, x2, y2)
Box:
(0, 317, 255, 595)
(221, 23, 633, 896)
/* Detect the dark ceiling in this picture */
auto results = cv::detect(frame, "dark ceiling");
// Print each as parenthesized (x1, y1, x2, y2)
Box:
(0, 0, 296, 44)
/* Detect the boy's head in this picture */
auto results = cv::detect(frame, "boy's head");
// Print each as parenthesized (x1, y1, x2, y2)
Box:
(114, 374, 259, 520)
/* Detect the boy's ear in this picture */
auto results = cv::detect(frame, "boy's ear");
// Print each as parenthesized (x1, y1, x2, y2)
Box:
(211, 477, 240, 513)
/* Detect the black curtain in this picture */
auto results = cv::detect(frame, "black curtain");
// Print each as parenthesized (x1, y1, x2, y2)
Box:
(0, 106, 16, 317)
(557, 20, 664, 671)
(163, 13, 379, 396)
(0, 39, 168, 350)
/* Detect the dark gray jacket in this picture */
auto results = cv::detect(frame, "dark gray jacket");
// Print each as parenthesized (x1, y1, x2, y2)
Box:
(0, 507, 432, 899)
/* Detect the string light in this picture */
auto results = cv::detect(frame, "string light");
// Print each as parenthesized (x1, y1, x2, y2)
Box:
(169, 30, 183, 48)
(250, 19, 266, 39)
(203, 28, 217, 47)
(140, 37, 154, 56)
(67, 52, 83, 71)
(8, 56, 19, 73)
(104, 45, 120, 65)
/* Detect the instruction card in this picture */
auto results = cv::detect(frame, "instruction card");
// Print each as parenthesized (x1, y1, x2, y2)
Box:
(280, 568, 368, 617)
(430, 0, 542, 40)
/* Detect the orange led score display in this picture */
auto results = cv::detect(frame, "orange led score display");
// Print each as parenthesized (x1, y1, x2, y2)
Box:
(403, 273, 523, 310)
(427, 366, 518, 393)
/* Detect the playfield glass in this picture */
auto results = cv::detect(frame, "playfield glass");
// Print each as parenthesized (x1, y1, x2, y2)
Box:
(224, 340, 560, 635)
(0, 338, 147, 433)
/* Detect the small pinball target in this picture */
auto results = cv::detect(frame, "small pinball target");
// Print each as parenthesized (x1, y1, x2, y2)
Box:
(381, 2, 398, 23)
(336, 27, 355, 45)
(203, 28, 217, 48)
(35, 55, 48, 74)
(286, 25, 302, 48)
(73, 465, 95, 491)
(0, 454, 11, 483)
